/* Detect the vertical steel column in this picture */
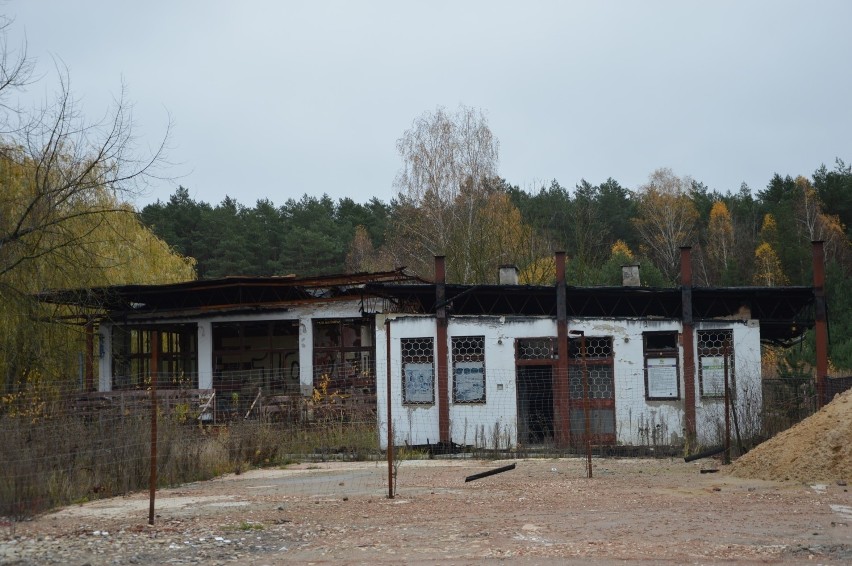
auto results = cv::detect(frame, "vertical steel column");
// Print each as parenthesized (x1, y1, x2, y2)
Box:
(680, 246, 697, 446)
(812, 241, 828, 407)
(148, 330, 159, 526)
(555, 251, 570, 448)
(723, 343, 731, 465)
(581, 332, 592, 478)
(385, 319, 394, 498)
(435, 256, 450, 446)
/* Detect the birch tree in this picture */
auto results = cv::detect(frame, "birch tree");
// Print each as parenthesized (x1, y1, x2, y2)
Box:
(632, 168, 699, 281)
(389, 105, 501, 282)
(705, 201, 735, 285)
(752, 214, 787, 286)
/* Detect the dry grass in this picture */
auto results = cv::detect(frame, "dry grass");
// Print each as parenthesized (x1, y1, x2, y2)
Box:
(0, 409, 381, 521)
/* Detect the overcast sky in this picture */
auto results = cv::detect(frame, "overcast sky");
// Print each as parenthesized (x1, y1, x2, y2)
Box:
(6, 1, 852, 208)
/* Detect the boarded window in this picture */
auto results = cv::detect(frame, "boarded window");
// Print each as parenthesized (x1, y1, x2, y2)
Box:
(402, 337, 434, 404)
(452, 335, 486, 403)
(643, 331, 680, 400)
(697, 330, 734, 398)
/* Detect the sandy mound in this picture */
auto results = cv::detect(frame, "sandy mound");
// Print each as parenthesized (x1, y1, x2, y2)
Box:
(728, 387, 852, 483)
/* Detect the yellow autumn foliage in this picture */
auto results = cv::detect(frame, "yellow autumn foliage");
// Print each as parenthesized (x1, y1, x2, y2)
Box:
(610, 240, 634, 259)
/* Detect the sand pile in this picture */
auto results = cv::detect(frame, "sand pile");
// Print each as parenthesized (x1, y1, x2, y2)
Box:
(728, 387, 852, 483)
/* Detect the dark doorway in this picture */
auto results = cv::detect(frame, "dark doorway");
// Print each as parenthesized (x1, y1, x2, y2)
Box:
(517, 366, 554, 444)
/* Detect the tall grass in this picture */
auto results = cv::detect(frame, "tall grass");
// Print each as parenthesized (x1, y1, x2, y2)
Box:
(0, 409, 380, 521)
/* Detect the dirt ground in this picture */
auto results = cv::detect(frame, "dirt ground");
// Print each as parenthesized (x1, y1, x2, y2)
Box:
(2, 456, 851, 565)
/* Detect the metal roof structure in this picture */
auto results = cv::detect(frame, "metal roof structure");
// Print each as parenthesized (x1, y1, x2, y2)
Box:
(36, 269, 816, 345)
(36, 269, 421, 322)
(365, 282, 816, 346)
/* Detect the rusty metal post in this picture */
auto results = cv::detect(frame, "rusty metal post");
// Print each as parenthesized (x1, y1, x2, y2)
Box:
(812, 241, 828, 407)
(435, 256, 450, 446)
(680, 246, 697, 448)
(723, 343, 731, 465)
(385, 319, 394, 499)
(580, 332, 592, 478)
(555, 252, 570, 448)
(148, 330, 159, 526)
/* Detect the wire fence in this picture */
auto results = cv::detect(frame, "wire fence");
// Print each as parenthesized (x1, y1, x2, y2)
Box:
(1, 363, 848, 523)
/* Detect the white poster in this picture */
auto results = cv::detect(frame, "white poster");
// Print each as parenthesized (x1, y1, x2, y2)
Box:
(647, 357, 678, 398)
(701, 356, 726, 397)
(404, 363, 434, 404)
(454, 361, 485, 402)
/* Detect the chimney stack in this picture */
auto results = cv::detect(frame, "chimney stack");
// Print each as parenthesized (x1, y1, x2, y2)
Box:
(499, 265, 519, 285)
(622, 264, 641, 286)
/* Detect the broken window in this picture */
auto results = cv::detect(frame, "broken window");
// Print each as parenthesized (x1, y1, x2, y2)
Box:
(452, 335, 486, 403)
(643, 331, 680, 400)
(312, 318, 375, 392)
(401, 337, 434, 404)
(112, 324, 198, 390)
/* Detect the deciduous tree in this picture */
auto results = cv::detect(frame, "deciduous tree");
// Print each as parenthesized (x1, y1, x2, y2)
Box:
(0, 18, 190, 394)
(632, 168, 699, 281)
(753, 215, 787, 286)
(705, 201, 735, 285)
(389, 105, 499, 282)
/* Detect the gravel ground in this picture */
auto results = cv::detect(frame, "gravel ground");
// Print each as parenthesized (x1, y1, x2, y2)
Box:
(2, 457, 852, 565)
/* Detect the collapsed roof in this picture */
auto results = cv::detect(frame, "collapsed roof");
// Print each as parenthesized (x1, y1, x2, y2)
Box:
(36, 272, 815, 346)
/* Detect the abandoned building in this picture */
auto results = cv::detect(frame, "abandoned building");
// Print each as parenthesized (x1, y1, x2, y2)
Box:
(38, 245, 826, 451)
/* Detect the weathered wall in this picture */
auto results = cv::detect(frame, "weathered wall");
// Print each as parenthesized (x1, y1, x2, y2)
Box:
(376, 315, 762, 450)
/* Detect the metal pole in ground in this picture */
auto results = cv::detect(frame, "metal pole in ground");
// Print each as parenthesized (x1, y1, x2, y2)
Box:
(581, 332, 592, 479)
(385, 319, 394, 499)
(148, 330, 159, 525)
(723, 343, 731, 465)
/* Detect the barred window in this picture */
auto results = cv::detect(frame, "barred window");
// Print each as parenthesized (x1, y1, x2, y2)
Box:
(452, 335, 486, 403)
(698, 330, 734, 398)
(402, 337, 434, 404)
(516, 337, 556, 360)
(568, 336, 615, 440)
(569, 337, 614, 400)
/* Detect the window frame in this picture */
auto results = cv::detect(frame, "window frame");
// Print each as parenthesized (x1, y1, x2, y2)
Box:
(401, 337, 435, 405)
(568, 336, 616, 443)
(697, 329, 735, 399)
(311, 317, 375, 392)
(643, 331, 681, 401)
(452, 335, 486, 404)
(112, 324, 198, 390)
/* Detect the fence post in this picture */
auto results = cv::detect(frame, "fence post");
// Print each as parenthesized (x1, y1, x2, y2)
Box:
(385, 319, 394, 499)
(812, 241, 827, 408)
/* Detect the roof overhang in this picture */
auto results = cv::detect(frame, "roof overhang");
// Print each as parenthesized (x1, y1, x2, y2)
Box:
(35, 269, 422, 323)
(365, 283, 816, 346)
